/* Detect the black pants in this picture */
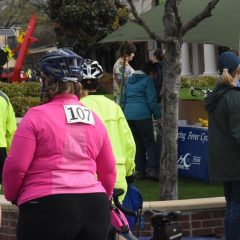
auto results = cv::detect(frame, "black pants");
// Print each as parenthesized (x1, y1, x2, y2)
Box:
(223, 181, 240, 240)
(128, 119, 158, 173)
(17, 193, 110, 240)
(0, 147, 6, 184)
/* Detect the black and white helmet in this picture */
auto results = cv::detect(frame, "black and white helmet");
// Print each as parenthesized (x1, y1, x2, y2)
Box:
(39, 48, 84, 82)
(83, 59, 103, 80)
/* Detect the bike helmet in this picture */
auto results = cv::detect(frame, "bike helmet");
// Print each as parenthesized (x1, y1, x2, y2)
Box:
(83, 59, 103, 80)
(39, 48, 84, 82)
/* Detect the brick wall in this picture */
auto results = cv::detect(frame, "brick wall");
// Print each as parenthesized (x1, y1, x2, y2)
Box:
(0, 205, 18, 240)
(135, 209, 225, 238)
(0, 202, 225, 240)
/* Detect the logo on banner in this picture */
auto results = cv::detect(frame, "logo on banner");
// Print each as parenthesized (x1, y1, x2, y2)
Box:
(178, 153, 201, 170)
(178, 153, 191, 170)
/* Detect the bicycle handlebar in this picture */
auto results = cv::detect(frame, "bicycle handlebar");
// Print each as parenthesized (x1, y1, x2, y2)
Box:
(112, 188, 138, 217)
(145, 209, 181, 222)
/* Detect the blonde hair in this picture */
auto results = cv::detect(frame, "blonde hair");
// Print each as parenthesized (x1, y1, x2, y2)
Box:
(220, 66, 240, 85)
(41, 76, 83, 103)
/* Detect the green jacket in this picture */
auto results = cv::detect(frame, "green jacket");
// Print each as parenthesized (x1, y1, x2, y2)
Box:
(205, 83, 240, 181)
(0, 90, 16, 151)
(81, 95, 136, 201)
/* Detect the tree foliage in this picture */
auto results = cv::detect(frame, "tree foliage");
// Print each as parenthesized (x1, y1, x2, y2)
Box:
(45, 0, 117, 55)
(0, 0, 55, 50)
(0, 0, 46, 28)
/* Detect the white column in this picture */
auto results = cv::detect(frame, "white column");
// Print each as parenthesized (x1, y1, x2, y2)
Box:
(192, 43, 200, 76)
(203, 44, 218, 75)
(181, 43, 191, 76)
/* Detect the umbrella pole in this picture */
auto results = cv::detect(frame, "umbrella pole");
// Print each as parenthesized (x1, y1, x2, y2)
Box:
(119, 41, 127, 106)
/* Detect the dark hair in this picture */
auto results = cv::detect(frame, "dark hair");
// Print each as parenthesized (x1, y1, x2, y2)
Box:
(119, 42, 137, 56)
(81, 78, 99, 91)
(143, 61, 158, 75)
(153, 48, 165, 61)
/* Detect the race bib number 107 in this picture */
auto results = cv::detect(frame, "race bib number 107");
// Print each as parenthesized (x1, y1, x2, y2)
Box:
(64, 105, 95, 125)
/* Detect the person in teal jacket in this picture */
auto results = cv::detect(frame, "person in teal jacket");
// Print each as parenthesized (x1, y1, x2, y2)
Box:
(122, 62, 161, 180)
(0, 89, 16, 183)
(80, 59, 136, 202)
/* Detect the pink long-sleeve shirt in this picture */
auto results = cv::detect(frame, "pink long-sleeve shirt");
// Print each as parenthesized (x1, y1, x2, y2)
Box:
(3, 93, 116, 206)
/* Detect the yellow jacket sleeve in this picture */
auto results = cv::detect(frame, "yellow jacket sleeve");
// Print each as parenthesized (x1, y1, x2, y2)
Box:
(117, 106, 136, 177)
(6, 101, 17, 152)
(0, 93, 17, 152)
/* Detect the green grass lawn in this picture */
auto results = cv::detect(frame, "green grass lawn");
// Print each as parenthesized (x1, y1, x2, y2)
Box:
(134, 177, 223, 201)
(106, 87, 212, 101)
(180, 88, 203, 100)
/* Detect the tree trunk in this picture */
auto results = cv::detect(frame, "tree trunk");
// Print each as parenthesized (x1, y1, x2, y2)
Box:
(159, 40, 181, 200)
(159, 0, 182, 200)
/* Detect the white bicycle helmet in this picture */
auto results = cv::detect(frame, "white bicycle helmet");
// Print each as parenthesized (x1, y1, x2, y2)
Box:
(83, 59, 103, 80)
(39, 48, 84, 82)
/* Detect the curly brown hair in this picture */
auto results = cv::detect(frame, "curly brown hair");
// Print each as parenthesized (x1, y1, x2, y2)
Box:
(41, 76, 83, 103)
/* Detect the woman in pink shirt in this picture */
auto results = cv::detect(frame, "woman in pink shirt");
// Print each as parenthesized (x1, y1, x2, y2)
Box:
(3, 49, 116, 240)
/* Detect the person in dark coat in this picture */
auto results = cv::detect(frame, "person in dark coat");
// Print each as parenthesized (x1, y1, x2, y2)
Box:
(122, 62, 161, 180)
(152, 48, 165, 102)
(205, 51, 240, 240)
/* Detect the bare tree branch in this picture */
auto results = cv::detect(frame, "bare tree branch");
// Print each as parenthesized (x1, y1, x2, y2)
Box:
(126, 0, 165, 43)
(163, 0, 182, 42)
(0, 0, 34, 28)
(4, 16, 15, 28)
(172, 0, 182, 30)
(30, 0, 47, 11)
(106, 0, 129, 25)
(182, 0, 220, 35)
(106, 0, 119, 13)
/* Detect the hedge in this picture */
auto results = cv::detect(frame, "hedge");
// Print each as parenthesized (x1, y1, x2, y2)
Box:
(0, 82, 41, 117)
(180, 75, 218, 88)
(0, 75, 218, 117)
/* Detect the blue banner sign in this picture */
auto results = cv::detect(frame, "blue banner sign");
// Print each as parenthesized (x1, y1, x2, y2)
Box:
(178, 126, 209, 182)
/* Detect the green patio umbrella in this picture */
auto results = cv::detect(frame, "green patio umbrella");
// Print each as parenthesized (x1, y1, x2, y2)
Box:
(100, 0, 240, 49)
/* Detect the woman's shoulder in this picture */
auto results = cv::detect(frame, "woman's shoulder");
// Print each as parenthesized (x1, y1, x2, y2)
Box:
(224, 87, 240, 106)
(113, 58, 123, 67)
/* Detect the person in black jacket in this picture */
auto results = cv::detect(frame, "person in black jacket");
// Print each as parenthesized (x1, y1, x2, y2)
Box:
(152, 48, 165, 102)
(205, 51, 240, 240)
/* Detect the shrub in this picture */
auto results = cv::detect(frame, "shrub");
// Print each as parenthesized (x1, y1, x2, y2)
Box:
(19, 82, 41, 97)
(0, 82, 25, 98)
(180, 75, 218, 88)
(0, 82, 41, 117)
(11, 96, 31, 117)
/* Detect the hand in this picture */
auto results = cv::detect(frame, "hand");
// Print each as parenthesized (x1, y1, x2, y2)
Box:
(153, 118, 163, 127)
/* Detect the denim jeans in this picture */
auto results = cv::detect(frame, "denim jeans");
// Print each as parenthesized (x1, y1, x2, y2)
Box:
(223, 181, 240, 240)
(128, 119, 158, 174)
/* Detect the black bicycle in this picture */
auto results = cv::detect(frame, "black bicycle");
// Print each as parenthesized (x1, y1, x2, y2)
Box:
(110, 188, 182, 240)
